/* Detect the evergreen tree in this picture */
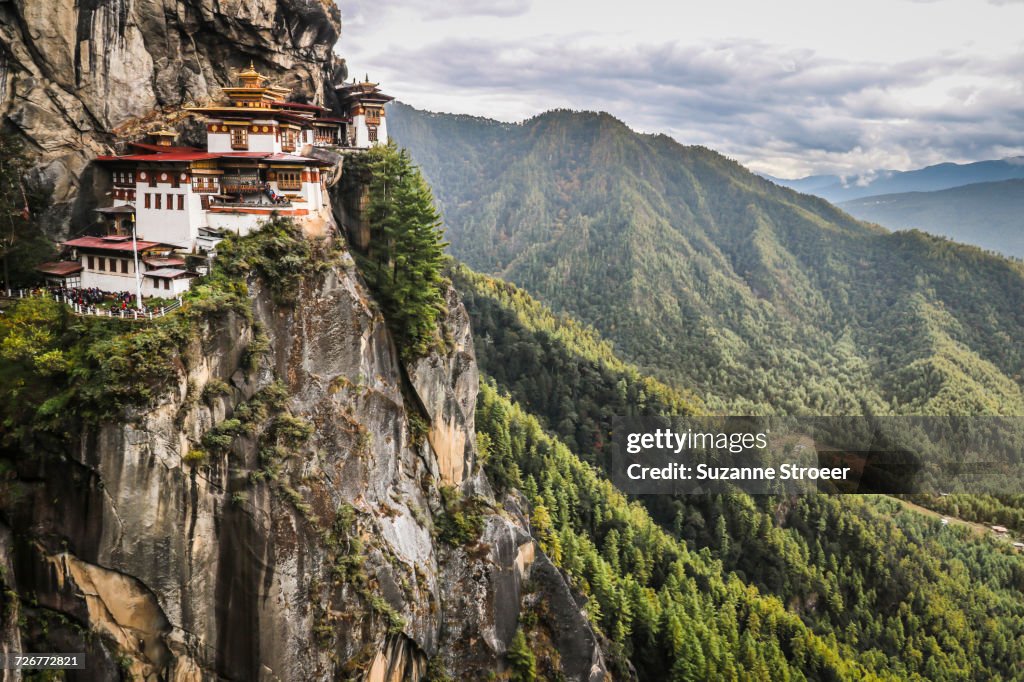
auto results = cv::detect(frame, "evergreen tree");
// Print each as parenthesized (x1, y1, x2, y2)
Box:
(507, 628, 538, 682)
(361, 142, 449, 360)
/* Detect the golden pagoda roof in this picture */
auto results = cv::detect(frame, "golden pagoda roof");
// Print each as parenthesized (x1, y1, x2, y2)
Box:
(238, 61, 264, 83)
(239, 61, 260, 77)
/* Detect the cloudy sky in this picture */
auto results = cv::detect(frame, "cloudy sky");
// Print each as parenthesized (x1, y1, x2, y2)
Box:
(335, 0, 1024, 178)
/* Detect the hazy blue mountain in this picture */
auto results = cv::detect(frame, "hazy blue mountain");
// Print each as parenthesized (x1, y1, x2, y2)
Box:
(760, 172, 885, 197)
(840, 180, 1024, 258)
(769, 158, 1024, 203)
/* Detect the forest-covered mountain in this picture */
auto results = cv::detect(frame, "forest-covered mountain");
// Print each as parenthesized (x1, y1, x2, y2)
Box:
(456, 261, 1024, 679)
(767, 157, 1024, 203)
(389, 102, 1024, 417)
(840, 180, 1024, 259)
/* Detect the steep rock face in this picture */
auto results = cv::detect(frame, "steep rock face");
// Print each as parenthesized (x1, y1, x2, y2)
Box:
(0, 0, 344, 232)
(0, 4, 616, 674)
(1, 241, 611, 680)
(0, 525, 25, 681)
(407, 286, 479, 487)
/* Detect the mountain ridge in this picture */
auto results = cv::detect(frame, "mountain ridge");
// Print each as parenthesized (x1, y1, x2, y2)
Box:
(388, 101, 1024, 416)
(767, 156, 1024, 203)
(839, 179, 1024, 259)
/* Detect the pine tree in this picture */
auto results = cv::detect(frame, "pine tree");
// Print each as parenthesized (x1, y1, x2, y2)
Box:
(507, 628, 538, 682)
(361, 142, 449, 360)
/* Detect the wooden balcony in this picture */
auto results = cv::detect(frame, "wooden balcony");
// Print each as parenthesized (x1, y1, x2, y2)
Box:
(221, 182, 262, 193)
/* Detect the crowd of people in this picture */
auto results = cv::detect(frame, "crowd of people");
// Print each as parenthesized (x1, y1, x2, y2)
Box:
(48, 286, 161, 314)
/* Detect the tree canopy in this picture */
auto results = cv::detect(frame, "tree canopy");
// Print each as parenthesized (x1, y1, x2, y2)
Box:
(358, 142, 449, 361)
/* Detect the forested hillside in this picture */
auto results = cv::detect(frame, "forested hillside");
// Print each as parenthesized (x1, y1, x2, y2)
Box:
(479, 387, 1024, 679)
(390, 103, 1024, 417)
(457, 263, 1024, 679)
(450, 263, 702, 462)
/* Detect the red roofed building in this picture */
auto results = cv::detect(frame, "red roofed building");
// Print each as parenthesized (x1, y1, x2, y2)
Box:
(56, 235, 195, 296)
(36, 260, 84, 288)
(91, 64, 358, 252)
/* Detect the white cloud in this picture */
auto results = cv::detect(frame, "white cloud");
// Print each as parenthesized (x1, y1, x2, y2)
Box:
(334, 0, 1024, 176)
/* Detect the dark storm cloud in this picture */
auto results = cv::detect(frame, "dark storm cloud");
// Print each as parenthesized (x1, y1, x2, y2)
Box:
(373, 35, 1024, 173)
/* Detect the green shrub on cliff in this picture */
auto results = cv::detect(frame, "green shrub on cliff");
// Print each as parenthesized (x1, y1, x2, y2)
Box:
(0, 217, 321, 452)
(0, 297, 188, 447)
(0, 131, 55, 289)
(358, 142, 449, 361)
(434, 485, 485, 546)
(507, 628, 538, 682)
(188, 216, 321, 313)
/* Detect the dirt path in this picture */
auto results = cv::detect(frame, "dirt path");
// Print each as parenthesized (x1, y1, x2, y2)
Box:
(892, 497, 991, 538)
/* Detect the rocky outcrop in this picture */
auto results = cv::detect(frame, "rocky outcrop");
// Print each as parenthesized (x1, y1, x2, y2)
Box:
(0, 239, 612, 679)
(0, 0, 344, 233)
(407, 287, 480, 487)
(0, 2, 615, 677)
(0, 526, 25, 682)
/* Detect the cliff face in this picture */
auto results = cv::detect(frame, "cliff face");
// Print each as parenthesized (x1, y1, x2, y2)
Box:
(0, 4, 613, 677)
(0, 0, 344, 232)
(0, 239, 610, 680)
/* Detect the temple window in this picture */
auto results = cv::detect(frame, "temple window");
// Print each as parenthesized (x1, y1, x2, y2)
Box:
(282, 129, 296, 151)
(231, 127, 249, 150)
(277, 170, 301, 190)
(192, 176, 216, 193)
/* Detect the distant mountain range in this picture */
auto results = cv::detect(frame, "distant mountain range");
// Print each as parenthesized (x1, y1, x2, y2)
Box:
(765, 158, 1024, 258)
(840, 180, 1024, 258)
(766, 157, 1024, 203)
